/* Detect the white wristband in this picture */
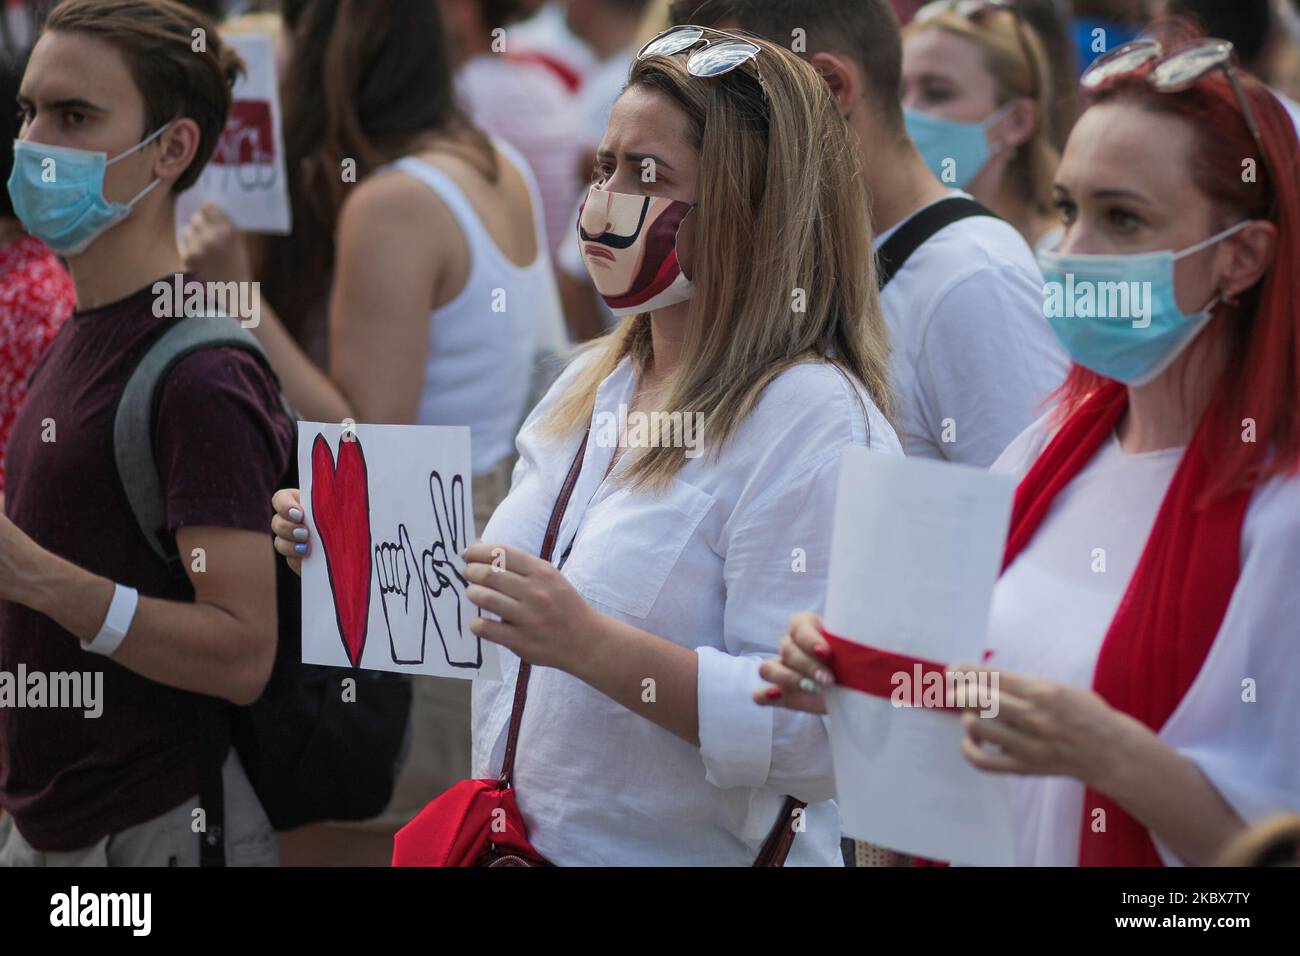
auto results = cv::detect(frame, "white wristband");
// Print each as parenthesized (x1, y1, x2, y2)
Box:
(85, 584, 138, 657)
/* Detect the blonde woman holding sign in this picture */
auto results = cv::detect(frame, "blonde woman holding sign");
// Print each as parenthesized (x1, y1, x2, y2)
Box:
(275, 27, 902, 865)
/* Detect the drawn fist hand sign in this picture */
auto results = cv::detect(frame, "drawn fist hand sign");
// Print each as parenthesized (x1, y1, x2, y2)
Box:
(421, 471, 480, 668)
(375, 522, 429, 665)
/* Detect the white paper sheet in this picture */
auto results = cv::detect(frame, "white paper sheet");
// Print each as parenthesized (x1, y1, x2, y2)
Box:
(825, 447, 1016, 865)
(176, 33, 292, 235)
(297, 422, 500, 681)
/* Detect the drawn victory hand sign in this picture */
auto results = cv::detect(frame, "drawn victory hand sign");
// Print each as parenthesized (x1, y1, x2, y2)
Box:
(420, 472, 480, 667)
(374, 473, 480, 668)
(299, 423, 499, 681)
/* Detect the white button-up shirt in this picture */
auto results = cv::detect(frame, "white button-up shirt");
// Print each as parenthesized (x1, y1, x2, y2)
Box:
(473, 350, 903, 865)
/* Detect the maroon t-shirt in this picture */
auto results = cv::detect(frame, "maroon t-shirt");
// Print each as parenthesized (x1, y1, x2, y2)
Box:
(0, 276, 294, 851)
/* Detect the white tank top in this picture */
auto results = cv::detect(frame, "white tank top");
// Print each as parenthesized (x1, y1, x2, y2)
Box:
(383, 138, 566, 474)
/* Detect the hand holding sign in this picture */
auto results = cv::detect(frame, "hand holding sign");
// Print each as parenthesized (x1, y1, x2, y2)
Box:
(755, 612, 834, 714)
(819, 448, 1016, 865)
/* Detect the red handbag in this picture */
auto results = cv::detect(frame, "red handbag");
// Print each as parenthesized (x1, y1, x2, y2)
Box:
(392, 432, 806, 867)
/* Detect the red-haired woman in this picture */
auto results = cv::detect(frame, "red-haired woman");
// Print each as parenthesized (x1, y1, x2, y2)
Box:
(758, 37, 1300, 866)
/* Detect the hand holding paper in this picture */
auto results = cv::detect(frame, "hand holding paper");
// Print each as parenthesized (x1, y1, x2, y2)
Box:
(755, 612, 834, 713)
(822, 447, 1017, 866)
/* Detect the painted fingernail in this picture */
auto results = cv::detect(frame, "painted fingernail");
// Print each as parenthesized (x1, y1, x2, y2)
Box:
(294, 543, 306, 554)
(288, 507, 303, 522)
(292, 527, 309, 542)
(815, 668, 834, 687)
(812, 644, 831, 662)
(766, 687, 783, 700)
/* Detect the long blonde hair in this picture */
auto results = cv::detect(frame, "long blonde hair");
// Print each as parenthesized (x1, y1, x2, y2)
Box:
(905, 6, 1058, 216)
(544, 35, 895, 489)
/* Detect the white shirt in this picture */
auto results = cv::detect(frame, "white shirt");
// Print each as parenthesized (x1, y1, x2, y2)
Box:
(988, 412, 1300, 865)
(874, 193, 1069, 466)
(381, 140, 567, 473)
(473, 352, 903, 865)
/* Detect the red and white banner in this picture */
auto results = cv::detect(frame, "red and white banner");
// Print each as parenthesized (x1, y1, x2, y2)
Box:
(177, 32, 291, 235)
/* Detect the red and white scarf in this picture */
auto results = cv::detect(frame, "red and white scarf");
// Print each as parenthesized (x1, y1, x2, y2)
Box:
(823, 382, 1251, 865)
(1002, 382, 1250, 865)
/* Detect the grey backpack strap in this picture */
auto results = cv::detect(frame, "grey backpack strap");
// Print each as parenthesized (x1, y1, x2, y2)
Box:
(113, 316, 285, 569)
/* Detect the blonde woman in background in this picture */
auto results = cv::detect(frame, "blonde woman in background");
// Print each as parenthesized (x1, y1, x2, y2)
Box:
(902, 0, 1062, 252)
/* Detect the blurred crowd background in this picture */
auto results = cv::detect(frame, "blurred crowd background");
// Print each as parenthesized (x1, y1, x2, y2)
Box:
(5, 0, 1299, 353)
(1, 0, 1299, 871)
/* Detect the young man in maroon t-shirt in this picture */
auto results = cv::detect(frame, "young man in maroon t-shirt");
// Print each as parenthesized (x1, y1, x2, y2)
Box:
(0, 0, 292, 865)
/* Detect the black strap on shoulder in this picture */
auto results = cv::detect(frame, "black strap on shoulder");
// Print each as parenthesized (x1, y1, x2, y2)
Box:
(113, 315, 292, 572)
(875, 196, 998, 290)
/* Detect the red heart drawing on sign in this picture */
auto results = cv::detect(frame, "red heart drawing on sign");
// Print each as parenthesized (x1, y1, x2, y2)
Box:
(312, 432, 372, 668)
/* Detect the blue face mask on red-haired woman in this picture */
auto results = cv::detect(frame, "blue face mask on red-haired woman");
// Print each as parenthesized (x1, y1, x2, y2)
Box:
(1038, 220, 1251, 386)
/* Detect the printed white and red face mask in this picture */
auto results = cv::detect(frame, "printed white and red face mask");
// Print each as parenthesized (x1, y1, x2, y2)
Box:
(577, 186, 696, 316)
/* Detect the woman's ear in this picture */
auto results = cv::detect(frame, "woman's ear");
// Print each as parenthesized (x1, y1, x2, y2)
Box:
(1220, 220, 1277, 301)
(809, 51, 863, 119)
(992, 98, 1037, 151)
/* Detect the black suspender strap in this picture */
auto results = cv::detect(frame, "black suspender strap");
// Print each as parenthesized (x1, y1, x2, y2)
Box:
(197, 704, 229, 867)
(875, 196, 999, 289)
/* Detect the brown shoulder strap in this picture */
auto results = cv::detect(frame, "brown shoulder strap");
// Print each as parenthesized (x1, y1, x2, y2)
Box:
(494, 428, 804, 867)
(753, 797, 808, 867)
(498, 430, 589, 788)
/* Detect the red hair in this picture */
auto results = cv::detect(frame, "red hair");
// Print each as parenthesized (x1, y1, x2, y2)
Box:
(1052, 47, 1300, 503)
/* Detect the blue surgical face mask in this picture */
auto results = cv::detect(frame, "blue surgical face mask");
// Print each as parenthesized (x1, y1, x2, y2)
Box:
(6, 123, 169, 256)
(904, 103, 1014, 189)
(1038, 220, 1251, 386)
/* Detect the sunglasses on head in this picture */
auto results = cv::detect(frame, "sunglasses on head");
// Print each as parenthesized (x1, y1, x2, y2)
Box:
(914, 0, 1040, 99)
(638, 24, 762, 79)
(915, 0, 1018, 22)
(1081, 38, 1264, 151)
